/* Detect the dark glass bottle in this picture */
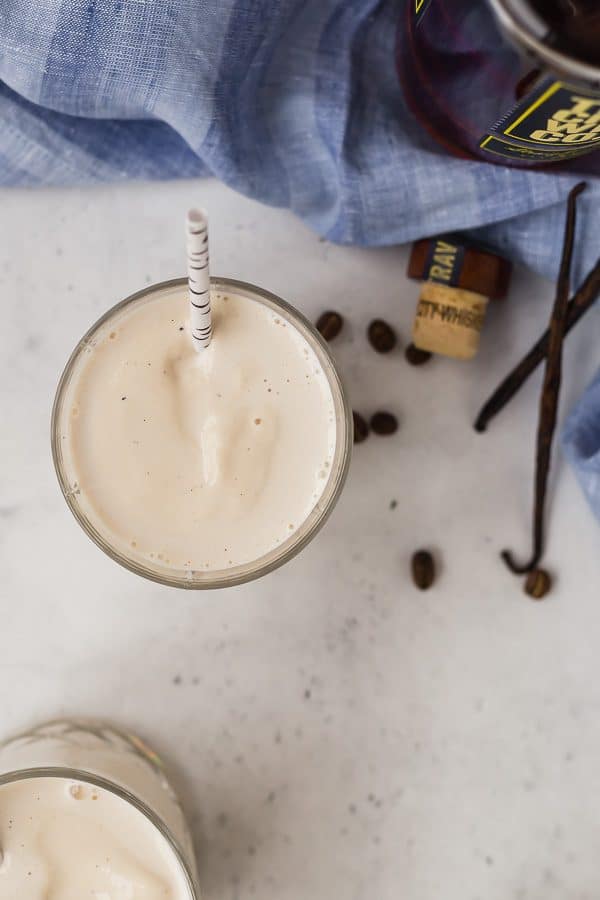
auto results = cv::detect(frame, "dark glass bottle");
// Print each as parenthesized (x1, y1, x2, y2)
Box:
(530, 0, 600, 65)
(396, 0, 600, 171)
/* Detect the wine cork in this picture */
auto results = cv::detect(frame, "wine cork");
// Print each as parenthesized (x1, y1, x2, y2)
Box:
(407, 235, 512, 360)
(413, 281, 488, 360)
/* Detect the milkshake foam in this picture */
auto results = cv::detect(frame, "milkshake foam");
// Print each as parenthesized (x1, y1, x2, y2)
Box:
(55, 283, 341, 578)
(0, 777, 193, 899)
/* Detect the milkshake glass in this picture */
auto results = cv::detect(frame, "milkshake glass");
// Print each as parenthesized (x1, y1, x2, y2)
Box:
(0, 719, 198, 898)
(52, 277, 351, 589)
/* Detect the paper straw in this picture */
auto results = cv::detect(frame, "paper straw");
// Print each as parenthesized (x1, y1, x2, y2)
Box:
(186, 208, 211, 350)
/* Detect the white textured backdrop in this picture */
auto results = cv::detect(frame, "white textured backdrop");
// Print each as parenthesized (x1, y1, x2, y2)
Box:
(0, 179, 598, 900)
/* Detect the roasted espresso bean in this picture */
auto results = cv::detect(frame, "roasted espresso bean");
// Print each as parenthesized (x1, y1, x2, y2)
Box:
(411, 550, 435, 590)
(368, 319, 397, 353)
(370, 411, 398, 435)
(353, 411, 369, 444)
(524, 568, 552, 600)
(316, 310, 343, 341)
(405, 343, 432, 366)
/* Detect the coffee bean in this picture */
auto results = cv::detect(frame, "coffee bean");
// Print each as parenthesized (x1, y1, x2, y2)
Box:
(316, 310, 343, 341)
(405, 343, 432, 366)
(367, 319, 397, 353)
(370, 411, 398, 435)
(411, 550, 435, 590)
(353, 411, 369, 444)
(524, 568, 552, 600)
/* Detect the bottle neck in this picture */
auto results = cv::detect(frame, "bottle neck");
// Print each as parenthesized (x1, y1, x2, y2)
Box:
(487, 0, 600, 84)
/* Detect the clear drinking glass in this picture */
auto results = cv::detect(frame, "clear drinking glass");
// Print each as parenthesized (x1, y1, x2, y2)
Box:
(52, 277, 352, 589)
(0, 719, 199, 897)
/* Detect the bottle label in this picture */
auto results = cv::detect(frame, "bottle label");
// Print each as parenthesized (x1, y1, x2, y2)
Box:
(423, 237, 466, 286)
(480, 77, 600, 161)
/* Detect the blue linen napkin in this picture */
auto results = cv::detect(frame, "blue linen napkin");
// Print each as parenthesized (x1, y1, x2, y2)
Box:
(563, 370, 600, 520)
(0, 0, 598, 518)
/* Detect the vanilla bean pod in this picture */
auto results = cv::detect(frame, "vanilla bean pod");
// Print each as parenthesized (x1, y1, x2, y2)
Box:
(502, 182, 586, 575)
(474, 257, 600, 433)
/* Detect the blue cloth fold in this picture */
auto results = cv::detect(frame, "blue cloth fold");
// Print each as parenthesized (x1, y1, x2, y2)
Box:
(0, 0, 598, 517)
(563, 370, 600, 520)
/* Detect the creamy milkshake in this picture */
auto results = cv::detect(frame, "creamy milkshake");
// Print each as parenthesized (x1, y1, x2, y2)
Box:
(0, 720, 198, 899)
(52, 278, 351, 588)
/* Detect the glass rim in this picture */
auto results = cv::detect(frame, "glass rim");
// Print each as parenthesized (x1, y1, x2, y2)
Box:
(0, 766, 199, 899)
(487, 0, 600, 85)
(51, 276, 352, 590)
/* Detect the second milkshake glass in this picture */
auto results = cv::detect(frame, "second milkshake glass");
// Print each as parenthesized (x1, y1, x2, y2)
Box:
(52, 277, 352, 589)
(0, 719, 198, 898)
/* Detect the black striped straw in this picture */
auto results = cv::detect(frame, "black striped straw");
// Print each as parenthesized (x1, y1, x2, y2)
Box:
(186, 208, 211, 350)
